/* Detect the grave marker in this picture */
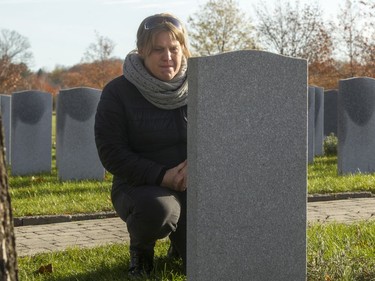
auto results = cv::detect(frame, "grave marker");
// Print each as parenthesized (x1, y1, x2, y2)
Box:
(308, 86, 315, 163)
(324, 89, 338, 137)
(338, 77, 375, 174)
(187, 51, 307, 281)
(56, 87, 104, 180)
(11, 91, 52, 176)
(0, 95, 11, 164)
(314, 86, 324, 156)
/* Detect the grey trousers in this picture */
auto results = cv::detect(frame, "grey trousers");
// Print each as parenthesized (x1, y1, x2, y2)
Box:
(112, 184, 186, 261)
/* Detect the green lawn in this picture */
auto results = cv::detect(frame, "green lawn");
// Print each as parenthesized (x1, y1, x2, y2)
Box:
(17, 222, 375, 281)
(308, 156, 375, 194)
(18, 240, 185, 281)
(9, 171, 113, 217)
(9, 155, 375, 217)
(12, 154, 375, 280)
(308, 222, 375, 281)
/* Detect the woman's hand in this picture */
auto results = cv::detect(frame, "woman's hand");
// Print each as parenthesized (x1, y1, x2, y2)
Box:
(161, 160, 187, 191)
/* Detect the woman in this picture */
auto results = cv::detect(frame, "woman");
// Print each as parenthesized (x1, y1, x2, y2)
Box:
(95, 13, 190, 277)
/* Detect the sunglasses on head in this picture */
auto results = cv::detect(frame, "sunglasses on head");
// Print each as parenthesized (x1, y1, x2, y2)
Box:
(144, 16, 182, 30)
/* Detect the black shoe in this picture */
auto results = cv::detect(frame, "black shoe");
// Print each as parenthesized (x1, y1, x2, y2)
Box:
(167, 243, 180, 260)
(128, 249, 154, 277)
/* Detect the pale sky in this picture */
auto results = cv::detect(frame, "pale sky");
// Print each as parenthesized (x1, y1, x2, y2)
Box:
(0, 0, 344, 71)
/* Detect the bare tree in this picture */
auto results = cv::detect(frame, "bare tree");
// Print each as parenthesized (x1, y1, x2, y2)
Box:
(79, 32, 120, 89)
(331, 0, 368, 77)
(0, 29, 32, 64)
(82, 31, 115, 63)
(357, 0, 375, 77)
(0, 29, 33, 93)
(254, 0, 333, 64)
(187, 0, 258, 56)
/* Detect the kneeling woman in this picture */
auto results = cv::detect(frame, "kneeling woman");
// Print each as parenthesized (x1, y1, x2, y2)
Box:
(95, 13, 190, 277)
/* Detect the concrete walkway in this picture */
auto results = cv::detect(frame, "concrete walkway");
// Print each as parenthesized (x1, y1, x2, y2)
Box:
(15, 197, 375, 257)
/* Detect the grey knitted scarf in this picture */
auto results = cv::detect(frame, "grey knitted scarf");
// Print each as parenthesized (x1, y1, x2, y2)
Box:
(123, 51, 188, 110)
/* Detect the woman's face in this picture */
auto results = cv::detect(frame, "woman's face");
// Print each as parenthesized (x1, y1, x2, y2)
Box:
(141, 31, 184, 81)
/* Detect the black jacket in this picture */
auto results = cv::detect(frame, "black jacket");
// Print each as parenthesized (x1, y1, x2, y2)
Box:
(95, 75, 187, 193)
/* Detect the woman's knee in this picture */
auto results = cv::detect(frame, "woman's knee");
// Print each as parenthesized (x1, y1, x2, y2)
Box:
(135, 194, 181, 230)
(125, 188, 181, 239)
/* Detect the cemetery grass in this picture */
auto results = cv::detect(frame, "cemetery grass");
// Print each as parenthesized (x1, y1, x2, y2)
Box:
(308, 221, 375, 281)
(308, 156, 375, 195)
(17, 221, 375, 281)
(18, 240, 186, 281)
(8, 155, 375, 217)
(9, 164, 113, 217)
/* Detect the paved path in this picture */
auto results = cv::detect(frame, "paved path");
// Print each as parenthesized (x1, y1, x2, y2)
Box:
(16, 217, 129, 257)
(15, 197, 375, 257)
(307, 197, 375, 223)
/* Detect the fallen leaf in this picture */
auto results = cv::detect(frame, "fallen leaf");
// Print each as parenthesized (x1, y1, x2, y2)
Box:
(37, 264, 53, 274)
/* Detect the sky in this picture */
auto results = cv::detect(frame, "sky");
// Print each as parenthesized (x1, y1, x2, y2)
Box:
(0, 0, 343, 71)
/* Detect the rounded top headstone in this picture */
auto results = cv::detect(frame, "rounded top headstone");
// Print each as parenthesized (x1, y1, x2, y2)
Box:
(58, 87, 101, 121)
(12, 90, 50, 124)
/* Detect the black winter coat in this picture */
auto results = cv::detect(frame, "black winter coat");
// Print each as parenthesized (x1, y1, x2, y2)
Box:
(94, 76, 187, 194)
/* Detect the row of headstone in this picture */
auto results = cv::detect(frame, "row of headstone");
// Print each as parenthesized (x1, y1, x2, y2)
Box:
(312, 77, 375, 175)
(187, 50, 307, 280)
(0, 88, 105, 181)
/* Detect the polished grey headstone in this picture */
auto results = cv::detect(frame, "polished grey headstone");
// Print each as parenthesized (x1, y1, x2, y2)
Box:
(56, 87, 105, 180)
(314, 86, 324, 156)
(0, 94, 11, 164)
(338, 77, 375, 174)
(11, 90, 52, 175)
(187, 50, 307, 281)
(308, 86, 315, 163)
(324, 89, 338, 137)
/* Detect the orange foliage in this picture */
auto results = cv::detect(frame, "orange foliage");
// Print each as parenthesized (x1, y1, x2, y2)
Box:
(59, 59, 123, 90)
(0, 58, 123, 96)
(308, 60, 341, 90)
(0, 57, 30, 94)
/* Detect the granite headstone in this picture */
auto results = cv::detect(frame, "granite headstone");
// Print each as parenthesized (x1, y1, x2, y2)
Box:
(11, 90, 52, 175)
(314, 86, 324, 156)
(0, 95, 11, 164)
(308, 86, 315, 163)
(324, 89, 338, 137)
(338, 77, 375, 174)
(187, 50, 307, 281)
(56, 87, 105, 180)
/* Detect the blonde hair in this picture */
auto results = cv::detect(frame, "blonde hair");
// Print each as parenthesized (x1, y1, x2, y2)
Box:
(136, 13, 191, 59)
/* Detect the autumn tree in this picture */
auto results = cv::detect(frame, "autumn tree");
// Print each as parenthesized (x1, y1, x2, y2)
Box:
(58, 59, 122, 90)
(187, 0, 258, 56)
(0, 29, 33, 94)
(70, 32, 122, 89)
(27, 69, 60, 96)
(329, 0, 370, 77)
(255, 0, 332, 62)
(353, 0, 375, 77)
(46, 32, 122, 90)
(254, 0, 335, 88)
